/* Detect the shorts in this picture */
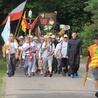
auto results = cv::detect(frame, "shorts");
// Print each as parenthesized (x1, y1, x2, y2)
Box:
(43, 58, 53, 67)
(92, 68, 98, 80)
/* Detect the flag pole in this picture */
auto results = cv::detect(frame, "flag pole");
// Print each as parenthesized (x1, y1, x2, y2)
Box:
(14, 0, 27, 37)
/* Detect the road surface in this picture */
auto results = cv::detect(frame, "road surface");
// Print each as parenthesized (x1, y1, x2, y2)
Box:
(2, 60, 96, 98)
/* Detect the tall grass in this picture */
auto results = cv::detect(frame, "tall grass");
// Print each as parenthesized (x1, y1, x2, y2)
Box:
(0, 54, 6, 98)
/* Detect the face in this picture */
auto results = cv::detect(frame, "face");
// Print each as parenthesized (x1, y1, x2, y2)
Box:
(20, 38, 23, 41)
(40, 39, 44, 43)
(25, 38, 30, 43)
(52, 38, 55, 42)
(30, 38, 33, 42)
(72, 32, 77, 39)
(34, 39, 38, 43)
(94, 39, 98, 45)
(9, 36, 14, 42)
(63, 37, 68, 42)
(47, 37, 51, 42)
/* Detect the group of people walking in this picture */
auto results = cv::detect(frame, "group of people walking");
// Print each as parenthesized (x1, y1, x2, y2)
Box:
(2, 32, 82, 78)
(2, 32, 98, 97)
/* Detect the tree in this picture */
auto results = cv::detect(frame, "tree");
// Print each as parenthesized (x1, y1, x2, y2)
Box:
(78, 0, 98, 56)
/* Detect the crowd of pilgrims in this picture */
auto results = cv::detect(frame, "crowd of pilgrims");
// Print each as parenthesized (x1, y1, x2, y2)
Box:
(2, 32, 82, 78)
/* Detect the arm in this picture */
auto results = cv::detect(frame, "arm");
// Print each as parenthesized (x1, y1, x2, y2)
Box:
(79, 40, 82, 58)
(86, 51, 91, 72)
(2, 44, 6, 58)
(66, 41, 70, 59)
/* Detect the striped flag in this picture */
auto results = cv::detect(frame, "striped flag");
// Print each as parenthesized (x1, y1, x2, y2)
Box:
(1, 1, 26, 25)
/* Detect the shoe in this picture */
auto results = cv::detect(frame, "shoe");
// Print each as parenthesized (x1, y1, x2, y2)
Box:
(62, 70, 66, 76)
(95, 91, 98, 97)
(74, 72, 78, 77)
(68, 73, 71, 76)
(58, 70, 60, 74)
(49, 73, 53, 77)
(44, 72, 48, 77)
(54, 70, 57, 74)
(71, 74, 75, 78)
(11, 72, 15, 76)
(62, 72, 66, 76)
(40, 71, 43, 75)
(8, 74, 11, 77)
(28, 73, 31, 78)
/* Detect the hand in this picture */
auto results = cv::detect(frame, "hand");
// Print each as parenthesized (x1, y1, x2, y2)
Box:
(66, 56, 69, 59)
(27, 46, 30, 49)
(3, 54, 5, 58)
(80, 55, 82, 59)
(19, 56, 21, 60)
(47, 52, 51, 57)
(86, 66, 89, 72)
(16, 55, 19, 59)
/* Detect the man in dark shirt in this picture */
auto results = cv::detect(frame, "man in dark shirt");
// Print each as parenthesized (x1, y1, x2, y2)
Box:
(67, 32, 82, 78)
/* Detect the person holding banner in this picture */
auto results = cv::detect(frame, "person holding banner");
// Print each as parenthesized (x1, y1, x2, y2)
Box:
(22, 36, 34, 77)
(41, 36, 55, 77)
(86, 34, 98, 97)
(2, 34, 18, 77)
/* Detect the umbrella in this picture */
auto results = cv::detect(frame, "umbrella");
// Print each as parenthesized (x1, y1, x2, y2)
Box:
(83, 71, 88, 86)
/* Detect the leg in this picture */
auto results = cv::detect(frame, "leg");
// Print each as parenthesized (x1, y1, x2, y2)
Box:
(43, 58, 48, 77)
(11, 54, 16, 76)
(92, 68, 98, 97)
(48, 58, 53, 77)
(61, 58, 68, 76)
(24, 56, 28, 76)
(6, 54, 11, 77)
(28, 59, 33, 77)
(57, 59, 61, 74)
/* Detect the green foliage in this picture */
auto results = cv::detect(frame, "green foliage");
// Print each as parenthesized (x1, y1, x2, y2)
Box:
(0, 57, 6, 98)
(78, 26, 94, 56)
(78, 0, 98, 56)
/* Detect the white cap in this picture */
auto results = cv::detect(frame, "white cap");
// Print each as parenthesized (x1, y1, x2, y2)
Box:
(64, 34, 68, 38)
(51, 35, 55, 38)
(33, 36, 38, 40)
(19, 36, 23, 39)
(29, 35, 33, 38)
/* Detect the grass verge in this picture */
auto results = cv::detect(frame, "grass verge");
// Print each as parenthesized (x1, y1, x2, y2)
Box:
(0, 58, 6, 98)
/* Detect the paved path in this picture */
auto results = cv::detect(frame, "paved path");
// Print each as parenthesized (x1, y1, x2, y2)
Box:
(2, 60, 96, 98)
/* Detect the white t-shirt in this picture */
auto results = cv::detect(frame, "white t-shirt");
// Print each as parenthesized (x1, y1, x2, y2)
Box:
(42, 42, 55, 59)
(22, 43, 30, 54)
(6, 42, 18, 54)
(55, 43, 61, 58)
(61, 41, 68, 58)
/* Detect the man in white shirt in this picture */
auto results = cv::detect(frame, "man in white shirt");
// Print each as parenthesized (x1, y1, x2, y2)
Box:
(3, 34, 18, 77)
(60, 34, 68, 76)
(41, 36, 55, 77)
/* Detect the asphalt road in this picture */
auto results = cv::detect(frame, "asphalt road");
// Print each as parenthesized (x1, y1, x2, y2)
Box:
(2, 60, 96, 98)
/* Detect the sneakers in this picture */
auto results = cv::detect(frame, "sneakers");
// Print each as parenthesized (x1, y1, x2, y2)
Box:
(71, 74, 75, 78)
(71, 72, 79, 78)
(28, 73, 31, 78)
(95, 91, 98, 97)
(74, 72, 78, 77)
(44, 72, 48, 77)
(40, 70, 43, 75)
(49, 73, 53, 77)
